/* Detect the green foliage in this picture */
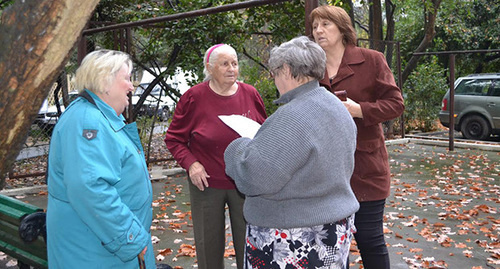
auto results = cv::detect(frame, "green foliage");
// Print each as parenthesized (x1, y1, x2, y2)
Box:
(393, 0, 429, 68)
(90, 0, 305, 88)
(54, 0, 500, 133)
(434, 0, 500, 75)
(239, 57, 280, 116)
(0, 0, 14, 9)
(394, 0, 499, 132)
(136, 115, 157, 151)
(86, 0, 306, 119)
(0, 0, 13, 19)
(403, 56, 448, 132)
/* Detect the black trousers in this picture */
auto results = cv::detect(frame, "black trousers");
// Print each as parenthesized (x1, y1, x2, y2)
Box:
(354, 199, 390, 269)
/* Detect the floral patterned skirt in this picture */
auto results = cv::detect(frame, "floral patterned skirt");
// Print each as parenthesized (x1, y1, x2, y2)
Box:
(245, 215, 356, 269)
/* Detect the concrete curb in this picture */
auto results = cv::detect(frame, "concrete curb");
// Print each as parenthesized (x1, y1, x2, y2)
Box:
(4, 138, 498, 195)
(0, 185, 48, 196)
(387, 137, 500, 152)
(150, 167, 186, 181)
(1, 167, 187, 196)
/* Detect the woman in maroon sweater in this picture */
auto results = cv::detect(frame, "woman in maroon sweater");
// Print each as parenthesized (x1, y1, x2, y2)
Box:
(164, 44, 267, 269)
(310, 5, 404, 269)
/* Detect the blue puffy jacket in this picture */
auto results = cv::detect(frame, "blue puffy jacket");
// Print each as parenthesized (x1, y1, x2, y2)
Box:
(47, 90, 156, 269)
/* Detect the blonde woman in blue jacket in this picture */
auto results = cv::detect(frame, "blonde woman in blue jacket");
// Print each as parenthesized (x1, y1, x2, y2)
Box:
(46, 50, 156, 268)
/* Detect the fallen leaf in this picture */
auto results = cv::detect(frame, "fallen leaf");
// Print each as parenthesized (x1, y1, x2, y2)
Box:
(157, 248, 173, 256)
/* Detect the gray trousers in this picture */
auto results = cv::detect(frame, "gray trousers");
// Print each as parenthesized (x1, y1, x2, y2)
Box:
(188, 179, 246, 269)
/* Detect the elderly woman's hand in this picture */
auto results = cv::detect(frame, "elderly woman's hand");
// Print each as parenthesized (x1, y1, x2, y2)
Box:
(343, 97, 363, 118)
(188, 161, 210, 191)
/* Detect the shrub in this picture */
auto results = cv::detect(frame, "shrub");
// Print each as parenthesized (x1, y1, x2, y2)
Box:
(403, 57, 448, 133)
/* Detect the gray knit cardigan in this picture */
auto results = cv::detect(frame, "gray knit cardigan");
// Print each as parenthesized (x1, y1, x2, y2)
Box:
(224, 80, 359, 228)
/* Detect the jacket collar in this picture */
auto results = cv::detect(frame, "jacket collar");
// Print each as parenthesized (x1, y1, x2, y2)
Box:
(320, 45, 365, 90)
(273, 80, 320, 105)
(82, 89, 126, 132)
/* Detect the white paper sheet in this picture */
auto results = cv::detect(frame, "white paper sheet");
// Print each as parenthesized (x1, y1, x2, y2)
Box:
(218, 115, 261, 139)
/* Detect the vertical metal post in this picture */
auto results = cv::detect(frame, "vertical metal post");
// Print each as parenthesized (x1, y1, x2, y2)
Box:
(119, 28, 125, 51)
(449, 54, 456, 151)
(305, 0, 319, 36)
(396, 41, 404, 138)
(77, 35, 87, 65)
(126, 27, 134, 123)
(112, 30, 118, 50)
(126, 27, 132, 54)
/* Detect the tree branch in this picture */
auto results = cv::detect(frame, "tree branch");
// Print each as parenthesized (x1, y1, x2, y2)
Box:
(242, 47, 269, 72)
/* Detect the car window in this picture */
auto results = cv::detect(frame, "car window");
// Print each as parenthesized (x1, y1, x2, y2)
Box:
(488, 79, 500, 97)
(134, 88, 145, 96)
(135, 83, 164, 97)
(455, 79, 493, 96)
(151, 85, 164, 96)
(134, 83, 148, 96)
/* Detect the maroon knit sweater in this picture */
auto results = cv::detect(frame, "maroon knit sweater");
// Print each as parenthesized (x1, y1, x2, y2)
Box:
(165, 81, 267, 189)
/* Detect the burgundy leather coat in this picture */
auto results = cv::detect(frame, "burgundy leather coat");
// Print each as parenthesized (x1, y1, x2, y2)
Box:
(320, 45, 404, 202)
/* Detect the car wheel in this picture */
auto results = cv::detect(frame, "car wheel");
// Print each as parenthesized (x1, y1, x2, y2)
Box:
(460, 115, 491, 140)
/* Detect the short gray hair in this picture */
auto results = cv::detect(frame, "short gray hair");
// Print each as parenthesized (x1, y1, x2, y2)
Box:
(74, 49, 133, 95)
(269, 36, 326, 81)
(202, 44, 237, 81)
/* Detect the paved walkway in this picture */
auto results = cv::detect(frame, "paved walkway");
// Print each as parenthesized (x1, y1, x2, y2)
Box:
(1, 138, 499, 268)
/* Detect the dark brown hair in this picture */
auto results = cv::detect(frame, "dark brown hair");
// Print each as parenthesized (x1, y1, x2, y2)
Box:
(309, 5, 357, 46)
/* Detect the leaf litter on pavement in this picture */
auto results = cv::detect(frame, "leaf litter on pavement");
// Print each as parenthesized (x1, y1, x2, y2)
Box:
(150, 173, 237, 268)
(354, 142, 500, 269)
(152, 141, 498, 269)
(4, 134, 499, 268)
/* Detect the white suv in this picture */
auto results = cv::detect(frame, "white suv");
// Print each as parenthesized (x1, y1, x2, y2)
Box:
(132, 83, 173, 121)
(36, 92, 79, 132)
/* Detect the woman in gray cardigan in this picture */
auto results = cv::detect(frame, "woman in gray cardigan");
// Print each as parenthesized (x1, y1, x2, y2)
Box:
(224, 36, 359, 269)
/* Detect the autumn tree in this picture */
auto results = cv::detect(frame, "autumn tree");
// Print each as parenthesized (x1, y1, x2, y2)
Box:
(401, 0, 443, 84)
(433, 0, 500, 75)
(0, 0, 99, 188)
(88, 0, 305, 116)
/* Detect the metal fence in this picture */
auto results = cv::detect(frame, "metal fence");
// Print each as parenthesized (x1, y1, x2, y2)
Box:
(10, 38, 404, 183)
(9, 0, 297, 184)
(10, 65, 175, 183)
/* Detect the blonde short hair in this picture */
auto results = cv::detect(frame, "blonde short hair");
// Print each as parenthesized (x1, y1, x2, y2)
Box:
(74, 50, 132, 94)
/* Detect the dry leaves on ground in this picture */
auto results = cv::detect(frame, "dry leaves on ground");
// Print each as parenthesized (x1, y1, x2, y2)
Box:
(385, 144, 499, 268)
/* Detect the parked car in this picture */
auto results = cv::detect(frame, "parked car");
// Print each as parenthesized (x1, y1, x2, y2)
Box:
(132, 67, 194, 121)
(36, 92, 79, 132)
(132, 83, 172, 121)
(439, 73, 500, 140)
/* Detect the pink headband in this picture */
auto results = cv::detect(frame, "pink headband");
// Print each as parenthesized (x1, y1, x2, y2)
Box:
(206, 44, 225, 64)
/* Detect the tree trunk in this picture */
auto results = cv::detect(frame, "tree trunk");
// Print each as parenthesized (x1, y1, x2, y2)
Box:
(383, 0, 397, 139)
(345, 0, 355, 29)
(384, 0, 396, 66)
(368, 0, 384, 52)
(401, 0, 442, 85)
(0, 0, 99, 189)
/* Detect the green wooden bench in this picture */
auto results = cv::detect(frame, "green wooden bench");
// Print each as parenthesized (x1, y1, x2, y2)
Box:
(0, 194, 47, 268)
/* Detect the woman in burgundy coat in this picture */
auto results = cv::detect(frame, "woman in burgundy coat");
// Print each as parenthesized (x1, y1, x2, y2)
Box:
(310, 5, 404, 269)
